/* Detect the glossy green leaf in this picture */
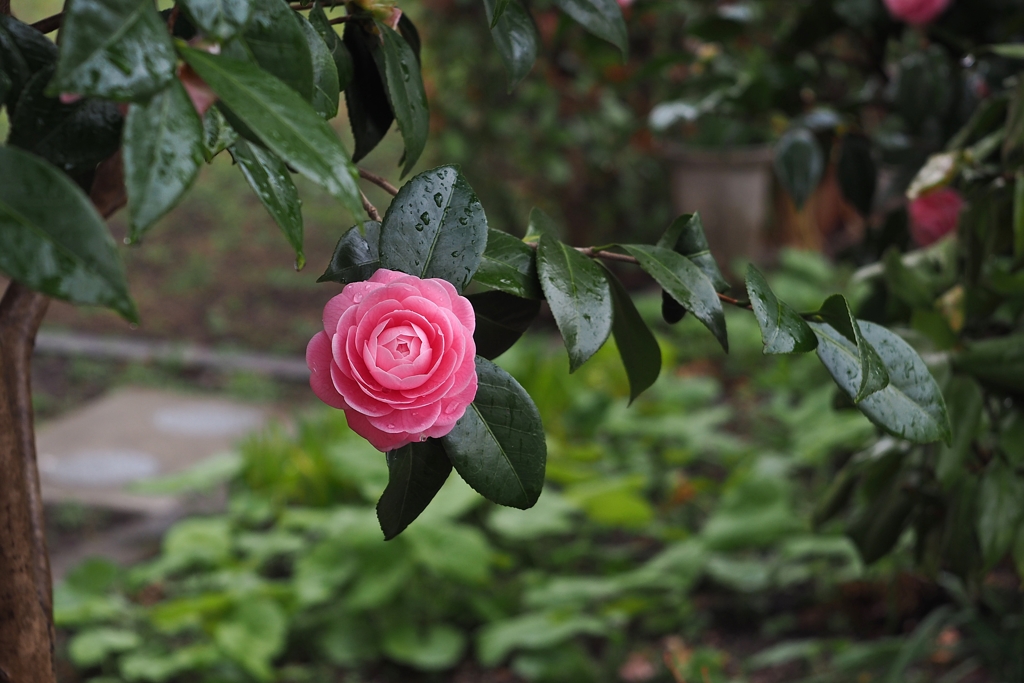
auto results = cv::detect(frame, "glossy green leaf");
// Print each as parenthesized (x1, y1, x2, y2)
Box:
(180, 47, 364, 221)
(230, 139, 304, 267)
(179, 0, 251, 41)
(882, 247, 933, 309)
(814, 294, 889, 402)
(621, 244, 728, 352)
(52, 0, 177, 101)
(318, 221, 381, 284)
(848, 475, 915, 564)
(602, 264, 661, 403)
(441, 357, 546, 509)
(201, 106, 238, 161)
(977, 460, 1024, 569)
(774, 127, 824, 210)
(124, 80, 204, 238)
(397, 14, 421, 63)
(378, 165, 488, 292)
(1014, 171, 1024, 261)
(375, 21, 428, 177)
(0, 145, 136, 321)
(551, 0, 628, 55)
(489, 0, 512, 27)
(837, 134, 877, 217)
(525, 206, 560, 242)
(537, 234, 613, 372)
(309, 3, 353, 92)
(377, 440, 452, 540)
(474, 229, 541, 299)
(657, 212, 729, 292)
(468, 291, 541, 360)
(7, 65, 123, 177)
(0, 15, 58, 108)
(343, 20, 394, 162)
(242, 0, 314, 101)
(482, 0, 538, 90)
(297, 14, 340, 120)
(745, 264, 817, 355)
(661, 290, 686, 324)
(810, 321, 951, 444)
(952, 335, 1024, 394)
(0, 71, 10, 105)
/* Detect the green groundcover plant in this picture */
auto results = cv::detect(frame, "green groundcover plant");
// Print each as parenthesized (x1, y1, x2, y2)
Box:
(0, 0, 1021, 679)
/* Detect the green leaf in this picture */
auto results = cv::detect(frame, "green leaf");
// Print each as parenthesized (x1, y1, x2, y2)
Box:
(242, 0, 314, 101)
(952, 334, 1024, 394)
(343, 20, 394, 162)
(230, 139, 304, 267)
(309, 3, 354, 92)
(201, 105, 238, 161)
(215, 599, 287, 681)
(745, 264, 817, 354)
(1014, 171, 1024, 261)
(300, 14, 340, 120)
(774, 127, 824, 210)
(837, 133, 877, 217)
(551, 0, 628, 55)
(478, 612, 607, 667)
(381, 622, 466, 671)
(661, 290, 686, 324)
(537, 234, 613, 372)
(7, 65, 123, 177)
(378, 165, 488, 292)
(621, 244, 728, 351)
(0, 146, 137, 321)
(525, 206, 560, 242)
(482, 0, 539, 90)
(601, 264, 661, 403)
(373, 22, 428, 177)
(988, 43, 1024, 60)
(52, 0, 177, 100)
(376, 439, 452, 540)
(656, 213, 729, 292)
(124, 80, 204, 238)
(814, 294, 889, 401)
(179, 0, 251, 42)
(810, 321, 951, 444)
(397, 14, 422, 63)
(180, 47, 364, 221)
(977, 460, 1024, 569)
(935, 376, 983, 488)
(468, 290, 541, 360)
(69, 628, 141, 668)
(0, 15, 58, 108)
(441, 357, 546, 509)
(881, 247, 933, 309)
(474, 228, 541, 299)
(318, 221, 381, 284)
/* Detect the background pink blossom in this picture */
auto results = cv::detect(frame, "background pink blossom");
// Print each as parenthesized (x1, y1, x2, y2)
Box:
(883, 0, 952, 24)
(307, 269, 477, 451)
(910, 187, 963, 246)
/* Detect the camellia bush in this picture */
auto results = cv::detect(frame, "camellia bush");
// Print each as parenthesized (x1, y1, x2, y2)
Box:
(0, 0, 993, 679)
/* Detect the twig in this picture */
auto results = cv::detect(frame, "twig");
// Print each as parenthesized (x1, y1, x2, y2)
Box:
(166, 4, 179, 32)
(328, 15, 351, 24)
(358, 168, 399, 197)
(31, 12, 61, 33)
(361, 190, 382, 222)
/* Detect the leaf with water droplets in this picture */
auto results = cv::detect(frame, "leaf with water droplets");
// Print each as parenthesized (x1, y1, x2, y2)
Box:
(179, 0, 251, 42)
(810, 320, 950, 444)
(343, 18, 393, 162)
(745, 264, 817, 355)
(52, 0, 177, 101)
(231, 139, 305, 268)
(813, 294, 888, 402)
(379, 165, 488, 292)
(318, 221, 381, 284)
(657, 213, 729, 292)
(243, 0, 314, 102)
(537, 234, 613, 372)
(473, 229, 541, 299)
(441, 357, 546, 509)
(377, 439, 452, 540)
(300, 13, 340, 120)
(374, 20, 429, 177)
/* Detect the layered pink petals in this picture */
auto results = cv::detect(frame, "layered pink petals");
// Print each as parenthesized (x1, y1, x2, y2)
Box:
(910, 188, 964, 247)
(883, 0, 951, 24)
(307, 269, 478, 451)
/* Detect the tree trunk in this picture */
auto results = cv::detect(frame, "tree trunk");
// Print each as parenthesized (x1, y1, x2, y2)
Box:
(0, 282, 54, 683)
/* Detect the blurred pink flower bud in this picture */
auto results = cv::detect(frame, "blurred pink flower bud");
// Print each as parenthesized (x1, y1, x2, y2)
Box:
(909, 187, 963, 246)
(883, 0, 952, 24)
(177, 64, 217, 117)
(59, 93, 83, 105)
(386, 7, 403, 29)
(617, 0, 635, 7)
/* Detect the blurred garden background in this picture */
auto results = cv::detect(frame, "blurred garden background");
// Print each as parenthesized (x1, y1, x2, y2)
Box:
(5, 0, 1024, 681)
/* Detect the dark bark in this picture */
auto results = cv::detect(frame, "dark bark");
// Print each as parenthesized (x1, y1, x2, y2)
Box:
(0, 282, 53, 683)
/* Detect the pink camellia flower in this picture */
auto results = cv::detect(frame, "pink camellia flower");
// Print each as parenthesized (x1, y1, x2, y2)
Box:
(909, 187, 964, 246)
(307, 269, 478, 452)
(883, 0, 951, 24)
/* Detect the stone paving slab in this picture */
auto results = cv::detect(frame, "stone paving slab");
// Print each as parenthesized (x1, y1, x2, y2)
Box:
(37, 388, 274, 515)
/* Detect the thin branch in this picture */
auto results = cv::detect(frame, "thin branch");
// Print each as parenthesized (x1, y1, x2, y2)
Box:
(358, 168, 399, 197)
(328, 15, 351, 24)
(31, 12, 61, 33)
(361, 190, 382, 222)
